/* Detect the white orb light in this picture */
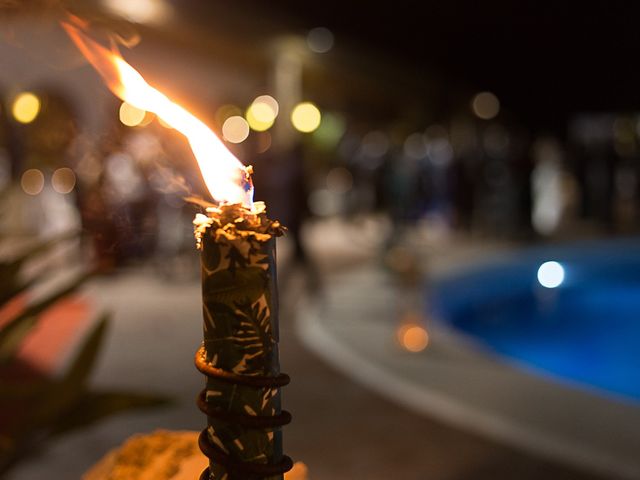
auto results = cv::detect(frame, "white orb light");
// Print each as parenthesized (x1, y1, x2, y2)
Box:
(537, 261, 565, 289)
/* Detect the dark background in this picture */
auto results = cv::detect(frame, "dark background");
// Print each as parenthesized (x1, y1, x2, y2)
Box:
(187, 0, 640, 130)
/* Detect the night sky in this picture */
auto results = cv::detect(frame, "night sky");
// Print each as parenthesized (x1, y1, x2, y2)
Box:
(235, 1, 640, 128)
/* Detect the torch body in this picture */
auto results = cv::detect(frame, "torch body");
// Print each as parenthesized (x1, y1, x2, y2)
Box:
(199, 233, 285, 480)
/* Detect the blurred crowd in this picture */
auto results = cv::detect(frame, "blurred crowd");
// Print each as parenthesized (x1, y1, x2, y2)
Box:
(2, 86, 640, 276)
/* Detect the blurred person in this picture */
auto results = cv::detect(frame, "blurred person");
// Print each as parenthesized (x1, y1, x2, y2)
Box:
(473, 124, 520, 237)
(76, 125, 159, 272)
(73, 133, 117, 273)
(531, 137, 565, 237)
(144, 141, 197, 281)
(0, 95, 14, 197)
(102, 132, 158, 264)
(450, 149, 477, 233)
(252, 139, 310, 265)
(424, 135, 455, 228)
(0, 93, 25, 187)
(569, 118, 617, 231)
(382, 144, 426, 248)
(589, 144, 617, 231)
(449, 117, 484, 234)
(78, 172, 117, 273)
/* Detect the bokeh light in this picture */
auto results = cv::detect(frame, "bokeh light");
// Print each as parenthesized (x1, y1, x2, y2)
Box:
(313, 112, 346, 149)
(21, 168, 45, 195)
(404, 133, 428, 159)
(246, 96, 278, 132)
(428, 138, 454, 167)
(471, 91, 500, 120)
(307, 27, 334, 53)
(51, 167, 77, 194)
(119, 102, 147, 127)
(291, 102, 321, 133)
(222, 115, 250, 143)
(397, 323, 430, 352)
(102, 0, 172, 24)
(253, 95, 279, 118)
(12, 92, 41, 124)
(246, 106, 273, 131)
(537, 261, 565, 288)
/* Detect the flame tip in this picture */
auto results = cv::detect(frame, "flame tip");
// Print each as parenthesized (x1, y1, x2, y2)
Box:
(62, 18, 252, 205)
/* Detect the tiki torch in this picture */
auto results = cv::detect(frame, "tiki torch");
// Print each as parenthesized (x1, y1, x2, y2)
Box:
(62, 18, 293, 480)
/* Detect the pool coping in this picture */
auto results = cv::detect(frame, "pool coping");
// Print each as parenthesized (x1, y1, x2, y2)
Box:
(297, 264, 640, 480)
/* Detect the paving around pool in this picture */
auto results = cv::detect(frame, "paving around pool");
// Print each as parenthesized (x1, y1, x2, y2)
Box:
(299, 237, 640, 480)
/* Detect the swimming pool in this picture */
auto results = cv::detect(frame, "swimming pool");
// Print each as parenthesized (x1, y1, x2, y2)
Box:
(431, 238, 640, 403)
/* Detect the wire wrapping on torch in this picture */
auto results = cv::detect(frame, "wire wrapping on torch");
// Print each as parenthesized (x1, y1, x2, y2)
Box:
(198, 430, 294, 477)
(195, 346, 290, 388)
(197, 389, 292, 429)
(195, 346, 293, 478)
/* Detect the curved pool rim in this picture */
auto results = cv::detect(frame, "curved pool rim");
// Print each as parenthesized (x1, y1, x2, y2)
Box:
(297, 237, 640, 480)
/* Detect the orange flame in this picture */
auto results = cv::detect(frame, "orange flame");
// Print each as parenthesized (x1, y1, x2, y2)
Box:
(61, 20, 253, 207)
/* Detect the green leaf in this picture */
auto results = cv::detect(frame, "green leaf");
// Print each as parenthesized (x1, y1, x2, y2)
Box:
(203, 301, 237, 338)
(0, 315, 38, 364)
(0, 231, 76, 279)
(0, 312, 114, 473)
(26, 313, 110, 429)
(234, 301, 274, 372)
(203, 267, 267, 307)
(204, 301, 258, 368)
(0, 379, 52, 401)
(0, 231, 77, 305)
(0, 278, 36, 309)
(0, 263, 23, 306)
(8, 231, 77, 268)
(59, 313, 110, 391)
(226, 245, 249, 273)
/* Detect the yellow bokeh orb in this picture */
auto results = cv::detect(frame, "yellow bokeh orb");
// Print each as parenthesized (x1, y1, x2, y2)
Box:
(222, 115, 250, 143)
(246, 103, 275, 132)
(12, 92, 41, 124)
(291, 102, 321, 133)
(119, 102, 147, 127)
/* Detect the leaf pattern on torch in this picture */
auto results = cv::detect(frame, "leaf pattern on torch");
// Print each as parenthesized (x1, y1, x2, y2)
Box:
(199, 207, 284, 480)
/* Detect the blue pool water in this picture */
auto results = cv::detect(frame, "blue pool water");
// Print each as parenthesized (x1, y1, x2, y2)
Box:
(431, 239, 640, 403)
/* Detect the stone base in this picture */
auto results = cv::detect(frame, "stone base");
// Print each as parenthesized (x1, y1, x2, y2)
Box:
(83, 430, 307, 480)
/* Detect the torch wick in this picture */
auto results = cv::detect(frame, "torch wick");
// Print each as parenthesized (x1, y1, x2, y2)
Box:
(242, 165, 255, 207)
(244, 165, 254, 191)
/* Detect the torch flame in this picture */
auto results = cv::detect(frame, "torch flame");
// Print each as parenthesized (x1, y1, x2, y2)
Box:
(61, 20, 253, 207)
